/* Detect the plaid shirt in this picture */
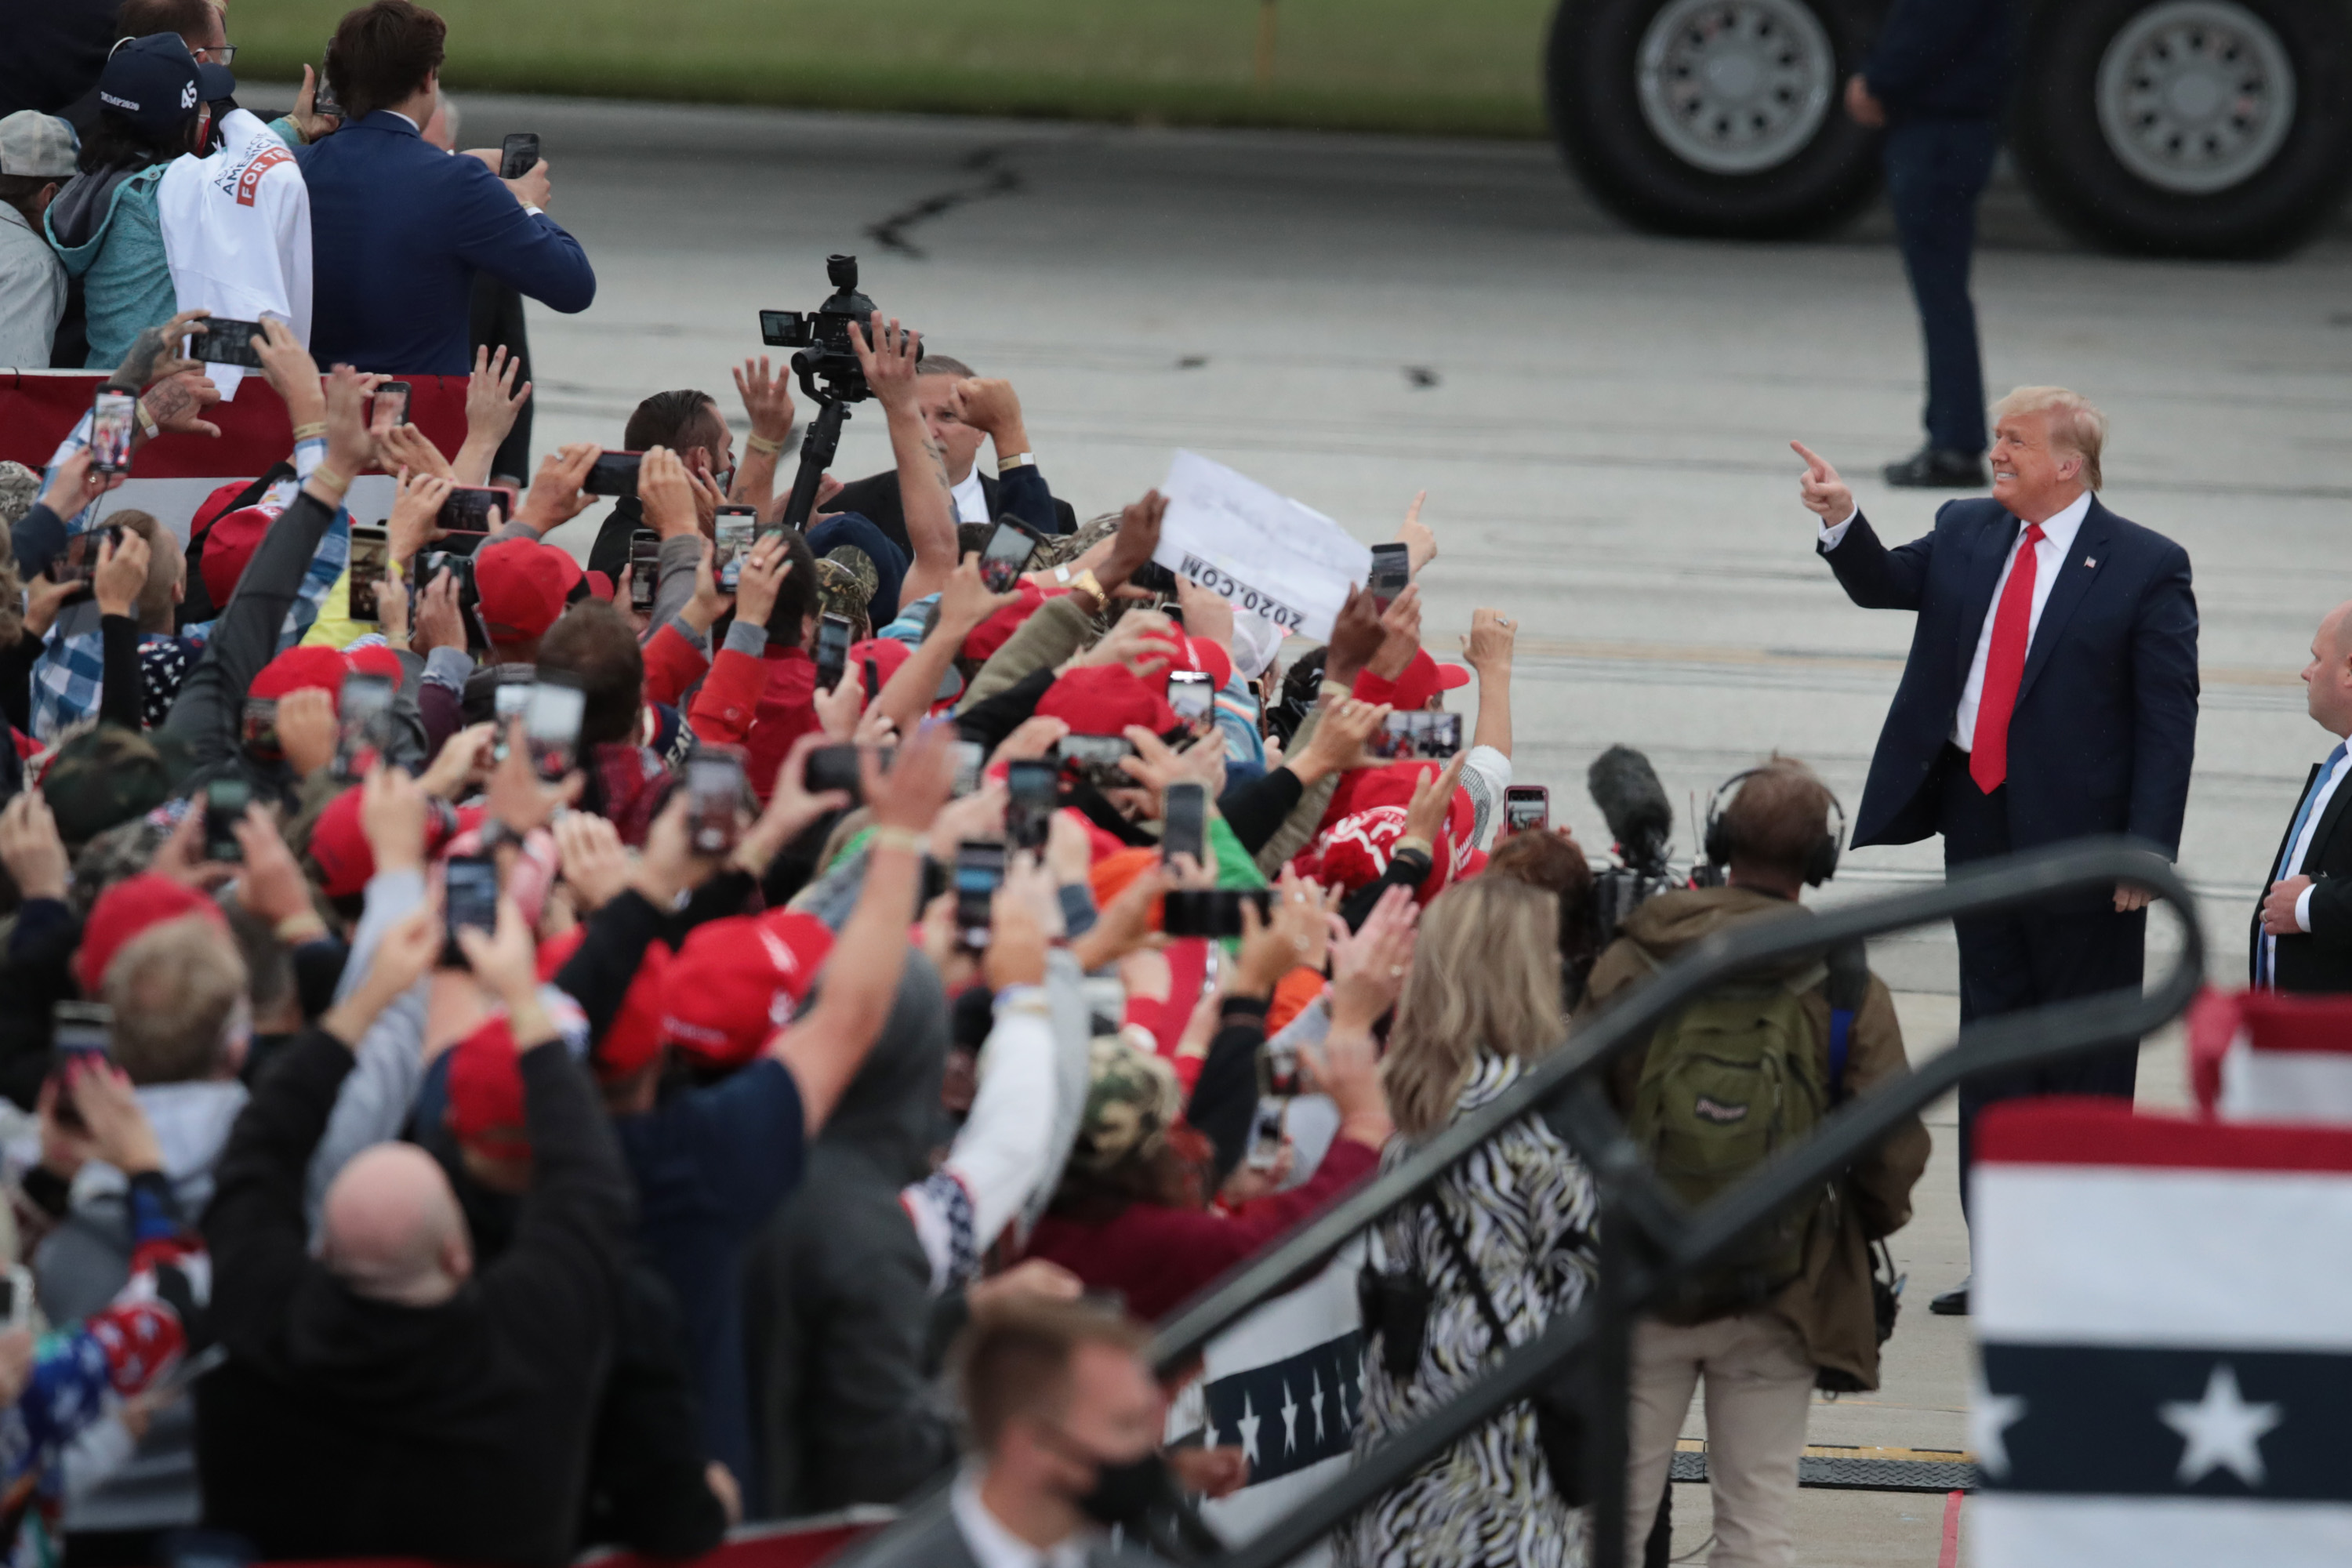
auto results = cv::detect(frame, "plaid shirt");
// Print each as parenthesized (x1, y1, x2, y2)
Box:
(32, 423, 339, 740)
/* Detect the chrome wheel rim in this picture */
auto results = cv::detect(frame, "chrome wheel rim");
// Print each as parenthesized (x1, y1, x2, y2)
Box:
(1636, 0, 1837, 176)
(2097, 1, 2296, 194)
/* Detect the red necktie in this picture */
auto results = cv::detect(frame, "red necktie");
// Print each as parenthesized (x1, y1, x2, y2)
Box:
(1969, 522, 2045, 793)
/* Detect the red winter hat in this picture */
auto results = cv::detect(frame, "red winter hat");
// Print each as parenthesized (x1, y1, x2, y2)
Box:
(585, 570, 616, 603)
(198, 503, 282, 608)
(536, 927, 673, 1080)
(962, 579, 1052, 666)
(1388, 650, 1473, 712)
(307, 787, 463, 898)
(77, 873, 227, 994)
(1035, 666, 1181, 739)
(249, 644, 404, 713)
(476, 539, 583, 641)
(445, 1018, 529, 1159)
(660, 910, 834, 1069)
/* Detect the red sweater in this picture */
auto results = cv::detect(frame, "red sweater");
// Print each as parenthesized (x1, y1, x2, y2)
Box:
(1019, 1137, 1379, 1323)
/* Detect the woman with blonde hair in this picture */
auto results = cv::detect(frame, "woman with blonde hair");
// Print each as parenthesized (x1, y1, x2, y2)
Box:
(1335, 874, 1601, 1568)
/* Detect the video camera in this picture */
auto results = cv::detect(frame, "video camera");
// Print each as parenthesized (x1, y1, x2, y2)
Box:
(1587, 744, 1687, 944)
(760, 254, 921, 407)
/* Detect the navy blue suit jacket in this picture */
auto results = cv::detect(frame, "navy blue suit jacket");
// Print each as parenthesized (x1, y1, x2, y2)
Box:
(296, 112, 595, 374)
(1823, 495, 2198, 858)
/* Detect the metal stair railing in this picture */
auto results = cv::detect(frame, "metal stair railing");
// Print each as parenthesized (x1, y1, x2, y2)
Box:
(840, 839, 2204, 1568)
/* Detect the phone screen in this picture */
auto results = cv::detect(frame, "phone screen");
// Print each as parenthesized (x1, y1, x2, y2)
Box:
(336, 672, 395, 780)
(628, 531, 660, 615)
(688, 750, 746, 855)
(204, 779, 251, 862)
(525, 680, 586, 780)
(979, 521, 1036, 591)
(313, 49, 340, 117)
(499, 132, 540, 180)
(191, 318, 265, 369)
(585, 452, 644, 498)
(1374, 710, 1463, 760)
(1007, 759, 1057, 850)
(953, 740, 985, 799)
(714, 509, 757, 590)
(373, 381, 412, 427)
(815, 613, 852, 691)
(442, 855, 499, 964)
(89, 390, 137, 474)
(1058, 735, 1136, 789)
(1368, 542, 1410, 606)
(1505, 786, 1549, 834)
(1163, 781, 1207, 865)
(1168, 670, 1213, 724)
(347, 528, 388, 622)
(437, 486, 511, 534)
(50, 525, 122, 586)
(954, 841, 1007, 945)
(241, 698, 280, 758)
(1247, 1097, 1289, 1171)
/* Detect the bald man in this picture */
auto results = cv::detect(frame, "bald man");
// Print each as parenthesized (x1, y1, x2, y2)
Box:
(2255, 603, 2352, 993)
(197, 902, 635, 1566)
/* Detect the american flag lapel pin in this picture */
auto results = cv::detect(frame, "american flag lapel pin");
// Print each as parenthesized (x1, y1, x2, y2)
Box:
(2084, 557, 2096, 568)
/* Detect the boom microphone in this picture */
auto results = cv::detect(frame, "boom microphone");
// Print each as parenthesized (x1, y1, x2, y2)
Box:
(1588, 745, 1673, 878)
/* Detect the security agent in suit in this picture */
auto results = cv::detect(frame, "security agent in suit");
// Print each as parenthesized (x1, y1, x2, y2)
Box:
(827, 358, 1078, 561)
(2254, 601, 2352, 993)
(1844, 0, 2015, 491)
(1794, 387, 2199, 1314)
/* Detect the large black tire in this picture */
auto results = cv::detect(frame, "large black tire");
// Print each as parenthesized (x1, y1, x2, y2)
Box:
(1548, 0, 1887, 238)
(2013, 0, 2352, 256)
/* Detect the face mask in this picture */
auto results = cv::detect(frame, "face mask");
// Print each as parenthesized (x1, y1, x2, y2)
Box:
(1073, 1451, 1169, 1526)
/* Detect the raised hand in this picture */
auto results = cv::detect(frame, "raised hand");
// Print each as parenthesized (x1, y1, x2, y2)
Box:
(850, 314, 924, 416)
(1396, 488, 1436, 575)
(733, 355, 796, 446)
(515, 442, 599, 536)
(93, 527, 150, 619)
(465, 344, 532, 458)
(1792, 441, 1856, 525)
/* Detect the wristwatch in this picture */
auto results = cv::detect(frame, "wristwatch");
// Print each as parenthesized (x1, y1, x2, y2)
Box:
(997, 452, 1036, 474)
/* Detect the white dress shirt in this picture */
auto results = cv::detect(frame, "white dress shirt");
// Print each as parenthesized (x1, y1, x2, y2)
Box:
(2267, 744, 2352, 983)
(951, 1472, 1092, 1568)
(952, 466, 989, 526)
(1820, 488, 2094, 750)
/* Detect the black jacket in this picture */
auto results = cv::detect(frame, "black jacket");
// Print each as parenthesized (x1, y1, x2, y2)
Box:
(0, 0, 115, 122)
(2252, 755, 2352, 993)
(744, 955, 960, 1517)
(198, 1032, 636, 1565)
(1864, 0, 2014, 124)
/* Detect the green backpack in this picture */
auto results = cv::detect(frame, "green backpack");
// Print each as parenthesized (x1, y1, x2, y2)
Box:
(1625, 952, 1855, 1322)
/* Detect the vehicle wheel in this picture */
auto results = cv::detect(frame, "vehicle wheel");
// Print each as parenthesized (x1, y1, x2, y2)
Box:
(1547, 0, 1886, 238)
(2013, 0, 2352, 256)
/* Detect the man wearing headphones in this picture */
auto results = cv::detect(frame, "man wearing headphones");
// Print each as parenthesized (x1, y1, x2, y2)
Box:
(1580, 758, 1930, 1568)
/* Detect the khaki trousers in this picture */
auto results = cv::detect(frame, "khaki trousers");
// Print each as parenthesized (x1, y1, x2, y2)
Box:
(1623, 1311, 1816, 1568)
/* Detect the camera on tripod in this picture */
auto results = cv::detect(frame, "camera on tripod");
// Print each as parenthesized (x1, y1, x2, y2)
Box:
(759, 254, 920, 406)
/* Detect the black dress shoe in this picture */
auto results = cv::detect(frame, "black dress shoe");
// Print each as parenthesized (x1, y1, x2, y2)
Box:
(1883, 447, 1989, 488)
(1929, 1276, 1971, 1316)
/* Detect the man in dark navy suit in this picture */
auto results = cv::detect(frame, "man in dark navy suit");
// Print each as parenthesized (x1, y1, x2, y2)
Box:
(2253, 601, 2352, 994)
(1795, 387, 2199, 1314)
(292, 0, 594, 374)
